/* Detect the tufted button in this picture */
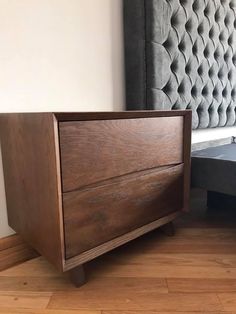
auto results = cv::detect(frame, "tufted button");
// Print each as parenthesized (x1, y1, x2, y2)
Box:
(197, 105, 203, 113)
(204, 5, 210, 17)
(230, 1, 236, 9)
(209, 27, 215, 39)
(177, 82, 185, 94)
(192, 0, 200, 12)
(218, 69, 224, 79)
(228, 34, 233, 46)
(202, 86, 208, 96)
(222, 87, 228, 97)
(213, 87, 218, 98)
(208, 67, 214, 78)
(204, 47, 210, 58)
(219, 32, 226, 41)
(228, 70, 233, 80)
(170, 60, 178, 72)
(191, 86, 197, 97)
(224, 14, 231, 27)
(208, 106, 213, 113)
(215, 9, 221, 23)
(224, 51, 230, 62)
(192, 42, 198, 55)
(163, 37, 172, 50)
(214, 49, 220, 61)
(197, 23, 204, 35)
(185, 63, 191, 74)
(232, 55, 236, 65)
(232, 88, 236, 98)
(178, 40, 186, 52)
(185, 19, 193, 32)
(162, 80, 172, 94)
(179, 0, 188, 5)
(198, 65, 204, 76)
(171, 13, 179, 27)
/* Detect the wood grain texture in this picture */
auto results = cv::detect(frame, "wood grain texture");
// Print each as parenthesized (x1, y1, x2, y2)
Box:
(0, 235, 38, 271)
(48, 292, 222, 311)
(64, 212, 180, 271)
(183, 111, 192, 211)
(168, 278, 236, 293)
(102, 312, 230, 314)
(0, 235, 22, 251)
(55, 110, 191, 121)
(64, 164, 184, 258)
(218, 293, 236, 311)
(0, 310, 100, 314)
(0, 243, 37, 272)
(59, 116, 184, 192)
(0, 113, 64, 271)
(0, 292, 52, 310)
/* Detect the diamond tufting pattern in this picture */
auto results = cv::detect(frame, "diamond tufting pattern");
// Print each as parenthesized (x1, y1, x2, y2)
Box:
(124, 0, 236, 129)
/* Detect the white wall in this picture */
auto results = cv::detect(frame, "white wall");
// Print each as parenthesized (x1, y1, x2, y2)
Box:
(0, 0, 125, 238)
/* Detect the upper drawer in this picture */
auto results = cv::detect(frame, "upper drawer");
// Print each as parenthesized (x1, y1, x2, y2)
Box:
(59, 116, 184, 192)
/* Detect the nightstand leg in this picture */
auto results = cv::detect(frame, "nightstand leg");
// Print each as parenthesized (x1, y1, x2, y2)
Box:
(160, 221, 175, 236)
(69, 265, 86, 287)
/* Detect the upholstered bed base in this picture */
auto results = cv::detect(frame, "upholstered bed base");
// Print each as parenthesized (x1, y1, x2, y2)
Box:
(207, 190, 236, 210)
(192, 143, 236, 208)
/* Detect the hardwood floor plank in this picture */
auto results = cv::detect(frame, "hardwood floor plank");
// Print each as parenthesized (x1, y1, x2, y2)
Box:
(0, 257, 58, 277)
(48, 292, 222, 311)
(218, 293, 236, 311)
(139, 243, 236, 254)
(0, 309, 99, 314)
(102, 312, 236, 314)
(0, 276, 167, 293)
(90, 253, 236, 268)
(0, 292, 51, 310)
(168, 278, 236, 293)
(97, 228, 236, 255)
(87, 263, 236, 279)
(0, 276, 72, 292)
(170, 227, 236, 239)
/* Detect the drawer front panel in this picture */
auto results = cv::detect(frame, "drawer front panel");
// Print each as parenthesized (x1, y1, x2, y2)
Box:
(63, 164, 184, 259)
(59, 117, 184, 192)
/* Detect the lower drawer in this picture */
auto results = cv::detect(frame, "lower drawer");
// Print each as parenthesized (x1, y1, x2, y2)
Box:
(63, 164, 184, 259)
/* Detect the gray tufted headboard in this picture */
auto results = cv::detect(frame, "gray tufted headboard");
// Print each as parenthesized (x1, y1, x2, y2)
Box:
(124, 0, 236, 129)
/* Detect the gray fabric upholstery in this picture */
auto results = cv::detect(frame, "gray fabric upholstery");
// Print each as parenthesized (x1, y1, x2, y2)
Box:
(124, 0, 236, 129)
(191, 143, 236, 195)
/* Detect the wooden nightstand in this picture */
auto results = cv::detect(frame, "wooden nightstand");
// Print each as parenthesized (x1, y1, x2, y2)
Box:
(0, 111, 191, 286)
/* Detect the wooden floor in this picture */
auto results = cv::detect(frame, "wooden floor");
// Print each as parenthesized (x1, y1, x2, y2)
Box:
(1, 189, 236, 313)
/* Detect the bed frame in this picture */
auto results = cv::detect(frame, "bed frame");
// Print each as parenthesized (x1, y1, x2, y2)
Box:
(124, 0, 236, 205)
